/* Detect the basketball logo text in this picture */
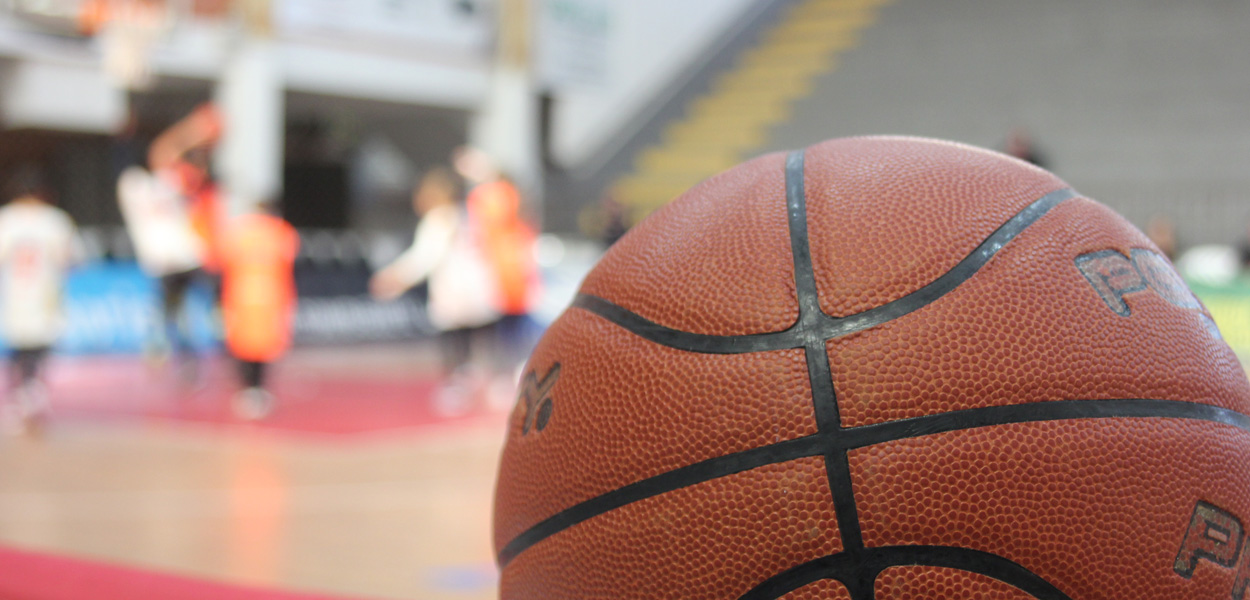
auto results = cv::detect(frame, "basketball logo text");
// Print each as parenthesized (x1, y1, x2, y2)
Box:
(1075, 249, 1223, 340)
(1174, 501, 1250, 599)
(518, 363, 561, 435)
(1076, 249, 1201, 317)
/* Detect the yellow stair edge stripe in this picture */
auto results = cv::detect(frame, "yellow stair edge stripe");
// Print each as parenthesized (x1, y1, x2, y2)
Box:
(687, 99, 792, 120)
(765, 14, 876, 40)
(790, 0, 885, 18)
(712, 68, 828, 94)
(737, 49, 841, 71)
(637, 152, 743, 175)
(741, 35, 853, 55)
(612, 0, 892, 216)
(716, 59, 833, 82)
(663, 124, 770, 147)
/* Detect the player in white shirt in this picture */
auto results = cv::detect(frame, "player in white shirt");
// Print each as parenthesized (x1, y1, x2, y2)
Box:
(117, 166, 203, 282)
(116, 104, 221, 376)
(0, 166, 78, 433)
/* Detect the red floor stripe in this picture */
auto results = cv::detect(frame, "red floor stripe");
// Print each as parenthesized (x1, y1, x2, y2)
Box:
(21, 355, 512, 437)
(0, 545, 368, 600)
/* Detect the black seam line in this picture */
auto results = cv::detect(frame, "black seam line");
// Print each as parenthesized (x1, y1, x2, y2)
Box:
(496, 435, 826, 567)
(495, 398, 1250, 567)
(784, 151, 840, 427)
(839, 398, 1250, 449)
(786, 150, 864, 552)
(785, 150, 822, 328)
(823, 444, 864, 553)
(737, 546, 1073, 600)
(570, 187, 1078, 355)
(786, 151, 840, 431)
(807, 342, 863, 550)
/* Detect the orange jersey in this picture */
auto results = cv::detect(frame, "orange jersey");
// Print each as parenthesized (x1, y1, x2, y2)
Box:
(466, 180, 539, 315)
(188, 184, 224, 273)
(220, 214, 299, 362)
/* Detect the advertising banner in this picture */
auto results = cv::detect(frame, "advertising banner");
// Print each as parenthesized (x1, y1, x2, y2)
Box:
(535, 0, 611, 90)
(0, 260, 436, 354)
(273, 0, 493, 56)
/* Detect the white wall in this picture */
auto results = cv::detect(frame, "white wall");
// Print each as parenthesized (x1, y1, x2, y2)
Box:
(546, 0, 759, 168)
(273, 0, 492, 108)
(279, 42, 489, 109)
(0, 7, 492, 129)
(0, 0, 760, 169)
(0, 13, 125, 133)
(0, 58, 125, 133)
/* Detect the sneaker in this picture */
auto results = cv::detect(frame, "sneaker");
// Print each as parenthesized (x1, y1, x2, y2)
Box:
(487, 374, 518, 411)
(15, 382, 49, 420)
(433, 373, 478, 417)
(233, 387, 275, 420)
(0, 385, 45, 437)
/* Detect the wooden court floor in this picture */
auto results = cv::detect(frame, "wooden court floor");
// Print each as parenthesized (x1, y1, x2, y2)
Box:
(0, 345, 509, 600)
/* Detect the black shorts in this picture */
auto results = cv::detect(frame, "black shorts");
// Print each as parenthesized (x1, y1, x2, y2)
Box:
(10, 346, 51, 384)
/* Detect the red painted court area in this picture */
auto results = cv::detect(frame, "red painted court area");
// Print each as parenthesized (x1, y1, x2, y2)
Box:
(0, 545, 363, 600)
(30, 345, 512, 436)
(0, 343, 509, 600)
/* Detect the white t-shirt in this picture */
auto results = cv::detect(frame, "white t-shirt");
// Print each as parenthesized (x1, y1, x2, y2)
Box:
(117, 166, 203, 276)
(0, 200, 78, 348)
(388, 204, 499, 331)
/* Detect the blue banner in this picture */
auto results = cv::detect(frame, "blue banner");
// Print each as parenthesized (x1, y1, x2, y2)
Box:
(0, 260, 437, 355)
(56, 261, 219, 355)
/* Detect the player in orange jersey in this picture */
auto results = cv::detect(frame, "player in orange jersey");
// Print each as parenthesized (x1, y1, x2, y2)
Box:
(453, 147, 540, 319)
(219, 204, 299, 420)
(452, 147, 541, 394)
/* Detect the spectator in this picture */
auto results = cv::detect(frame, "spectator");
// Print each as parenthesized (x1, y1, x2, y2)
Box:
(1145, 215, 1178, 261)
(1004, 127, 1049, 170)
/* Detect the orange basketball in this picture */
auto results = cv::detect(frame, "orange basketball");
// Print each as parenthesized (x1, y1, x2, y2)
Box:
(493, 136, 1250, 599)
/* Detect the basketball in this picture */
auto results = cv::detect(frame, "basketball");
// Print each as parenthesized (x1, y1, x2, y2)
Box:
(493, 136, 1250, 599)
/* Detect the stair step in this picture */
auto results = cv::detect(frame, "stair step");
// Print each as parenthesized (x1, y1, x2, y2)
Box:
(713, 65, 826, 96)
(719, 59, 831, 83)
(636, 147, 742, 175)
(608, 0, 892, 220)
(790, 0, 885, 18)
(764, 12, 876, 41)
(737, 48, 838, 72)
(664, 121, 769, 148)
(613, 177, 707, 210)
(738, 37, 856, 65)
(710, 78, 814, 102)
(688, 95, 791, 120)
(668, 120, 779, 152)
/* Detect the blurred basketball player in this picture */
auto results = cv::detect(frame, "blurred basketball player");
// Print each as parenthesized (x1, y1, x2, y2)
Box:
(453, 147, 540, 318)
(117, 103, 222, 379)
(452, 147, 541, 387)
(371, 166, 500, 411)
(220, 203, 299, 420)
(0, 165, 78, 434)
